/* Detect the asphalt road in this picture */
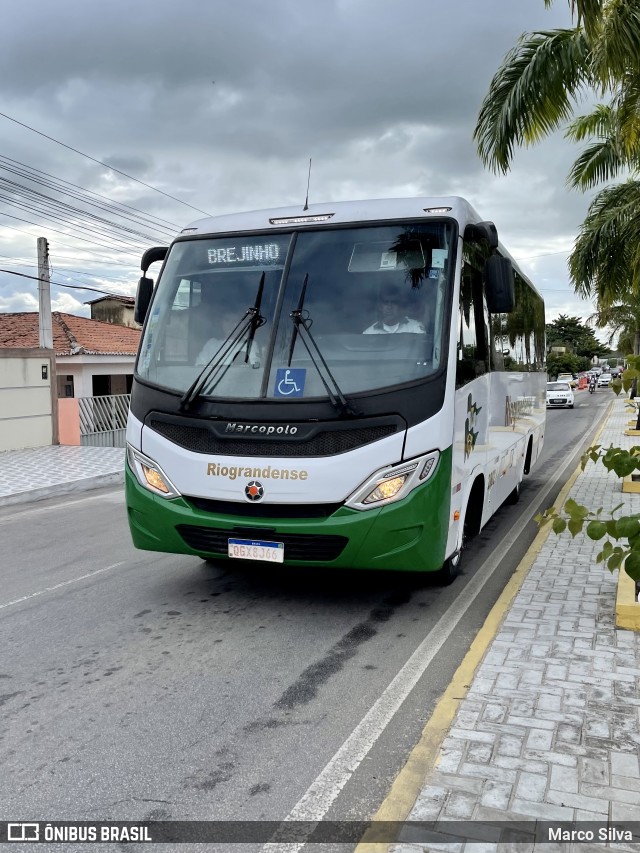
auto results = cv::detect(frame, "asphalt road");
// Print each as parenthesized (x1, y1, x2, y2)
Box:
(0, 389, 612, 850)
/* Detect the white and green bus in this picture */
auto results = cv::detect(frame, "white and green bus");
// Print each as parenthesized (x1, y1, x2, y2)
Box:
(126, 197, 546, 581)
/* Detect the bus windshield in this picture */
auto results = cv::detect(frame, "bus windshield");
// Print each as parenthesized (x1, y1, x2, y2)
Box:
(136, 221, 454, 399)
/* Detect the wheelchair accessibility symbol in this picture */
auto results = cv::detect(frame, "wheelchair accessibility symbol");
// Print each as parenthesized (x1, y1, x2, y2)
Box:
(274, 368, 306, 397)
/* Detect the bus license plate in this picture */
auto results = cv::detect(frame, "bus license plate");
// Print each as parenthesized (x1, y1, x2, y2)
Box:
(228, 538, 284, 563)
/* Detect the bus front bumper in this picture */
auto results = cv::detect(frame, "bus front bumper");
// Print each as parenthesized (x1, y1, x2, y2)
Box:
(125, 447, 452, 573)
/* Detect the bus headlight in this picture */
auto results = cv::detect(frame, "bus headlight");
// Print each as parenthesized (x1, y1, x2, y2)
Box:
(127, 445, 181, 499)
(346, 451, 440, 511)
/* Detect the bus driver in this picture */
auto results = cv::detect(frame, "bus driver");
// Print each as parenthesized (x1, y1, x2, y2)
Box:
(196, 305, 261, 367)
(363, 285, 425, 335)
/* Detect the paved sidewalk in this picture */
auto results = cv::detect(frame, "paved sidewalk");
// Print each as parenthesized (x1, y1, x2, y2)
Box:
(0, 444, 125, 507)
(385, 396, 640, 851)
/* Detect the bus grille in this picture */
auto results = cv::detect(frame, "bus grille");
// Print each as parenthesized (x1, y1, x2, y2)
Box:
(149, 419, 396, 457)
(176, 525, 348, 561)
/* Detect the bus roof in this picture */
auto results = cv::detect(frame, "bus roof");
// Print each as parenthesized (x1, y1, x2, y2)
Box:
(176, 195, 538, 297)
(181, 196, 483, 237)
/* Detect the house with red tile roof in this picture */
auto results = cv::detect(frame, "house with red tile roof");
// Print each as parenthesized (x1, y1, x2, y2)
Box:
(0, 311, 140, 398)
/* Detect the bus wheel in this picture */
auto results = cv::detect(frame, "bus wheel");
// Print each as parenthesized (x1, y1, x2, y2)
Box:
(523, 438, 533, 475)
(434, 517, 468, 585)
(434, 477, 482, 585)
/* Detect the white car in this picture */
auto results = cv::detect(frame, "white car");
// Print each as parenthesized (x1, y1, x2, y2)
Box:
(556, 372, 578, 388)
(546, 381, 574, 409)
(598, 372, 612, 387)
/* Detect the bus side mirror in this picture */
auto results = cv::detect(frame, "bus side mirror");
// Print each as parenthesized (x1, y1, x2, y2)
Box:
(485, 254, 515, 313)
(135, 276, 154, 325)
(135, 246, 168, 324)
(141, 246, 168, 272)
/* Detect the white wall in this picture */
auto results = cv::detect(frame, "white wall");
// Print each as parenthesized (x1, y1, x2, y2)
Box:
(56, 354, 135, 397)
(0, 350, 56, 450)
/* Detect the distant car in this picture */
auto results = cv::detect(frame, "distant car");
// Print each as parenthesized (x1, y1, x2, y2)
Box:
(546, 381, 574, 409)
(598, 372, 612, 387)
(556, 373, 578, 388)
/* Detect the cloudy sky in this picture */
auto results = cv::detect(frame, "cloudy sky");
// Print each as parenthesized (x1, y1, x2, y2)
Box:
(0, 0, 605, 335)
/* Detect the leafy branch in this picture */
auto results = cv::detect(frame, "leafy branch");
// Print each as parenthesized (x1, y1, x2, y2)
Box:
(535, 447, 640, 581)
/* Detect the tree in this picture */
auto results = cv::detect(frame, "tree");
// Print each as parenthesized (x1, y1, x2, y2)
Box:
(474, 1, 640, 180)
(569, 180, 640, 304)
(474, 0, 640, 312)
(589, 300, 640, 356)
(546, 314, 610, 358)
(546, 351, 582, 377)
(589, 298, 640, 426)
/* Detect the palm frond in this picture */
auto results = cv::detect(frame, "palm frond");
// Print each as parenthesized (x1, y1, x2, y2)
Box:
(566, 103, 615, 141)
(474, 28, 592, 172)
(595, 0, 640, 82)
(569, 179, 640, 301)
(613, 77, 640, 157)
(566, 137, 627, 188)
(544, 0, 605, 42)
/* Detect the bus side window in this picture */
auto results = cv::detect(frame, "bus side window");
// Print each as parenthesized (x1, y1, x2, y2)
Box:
(457, 249, 490, 387)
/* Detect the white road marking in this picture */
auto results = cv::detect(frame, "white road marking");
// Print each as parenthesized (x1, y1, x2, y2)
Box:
(0, 562, 126, 611)
(261, 424, 602, 852)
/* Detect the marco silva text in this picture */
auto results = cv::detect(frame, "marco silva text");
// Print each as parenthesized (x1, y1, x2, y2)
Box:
(547, 825, 634, 842)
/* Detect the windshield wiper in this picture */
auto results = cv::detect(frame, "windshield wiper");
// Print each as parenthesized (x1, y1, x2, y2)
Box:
(288, 274, 361, 417)
(179, 273, 266, 411)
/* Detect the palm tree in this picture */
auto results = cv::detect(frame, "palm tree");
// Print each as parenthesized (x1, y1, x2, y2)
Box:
(569, 180, 640, 302)
(474, 0, 640, 331)
(589, 299, 640, 355)
(474, 1, 640, 177)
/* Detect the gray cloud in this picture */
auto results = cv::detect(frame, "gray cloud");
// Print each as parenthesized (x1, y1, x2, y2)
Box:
(1, 0, 596, 326)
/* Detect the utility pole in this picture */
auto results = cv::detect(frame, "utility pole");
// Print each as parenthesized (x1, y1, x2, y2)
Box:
(37, 237, 53, 349)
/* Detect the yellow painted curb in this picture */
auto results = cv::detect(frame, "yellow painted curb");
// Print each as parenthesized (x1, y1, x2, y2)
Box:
(622, 475, 640, 494)
(354, 464, 588, 853)
(616, 569, 640, 631)
(624, 429, 640, 436)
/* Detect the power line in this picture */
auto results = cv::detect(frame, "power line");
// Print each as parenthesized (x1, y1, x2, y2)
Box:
(0, 193, 154, 251)
(0, 174, 172, 244)
(0, 210, 141, 255)
(0, 109, 212, 217)
(0, 256, 132, 286)
(0, 155, 182, 232)
(0, 224, 141, 266)
(0, 266, 124, 296)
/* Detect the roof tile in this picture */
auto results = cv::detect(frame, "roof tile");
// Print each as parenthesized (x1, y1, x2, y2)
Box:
(0, 312, 141, 355)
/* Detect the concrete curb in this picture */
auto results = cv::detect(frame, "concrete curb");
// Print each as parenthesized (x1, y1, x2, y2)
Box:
(616, 568, 640, 631)
(0, 472, 124, 508)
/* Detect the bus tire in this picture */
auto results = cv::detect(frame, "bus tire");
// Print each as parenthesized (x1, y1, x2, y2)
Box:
(434, 478, 481, 585)
(523, 438, 534, 475)
(435, 546, 463, 585)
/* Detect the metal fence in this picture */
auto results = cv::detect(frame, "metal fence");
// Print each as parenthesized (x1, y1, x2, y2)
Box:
(79, 393, 131, 447)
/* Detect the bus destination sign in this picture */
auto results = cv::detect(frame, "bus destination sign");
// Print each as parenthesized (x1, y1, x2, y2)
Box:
(207, 242, 284, 268)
